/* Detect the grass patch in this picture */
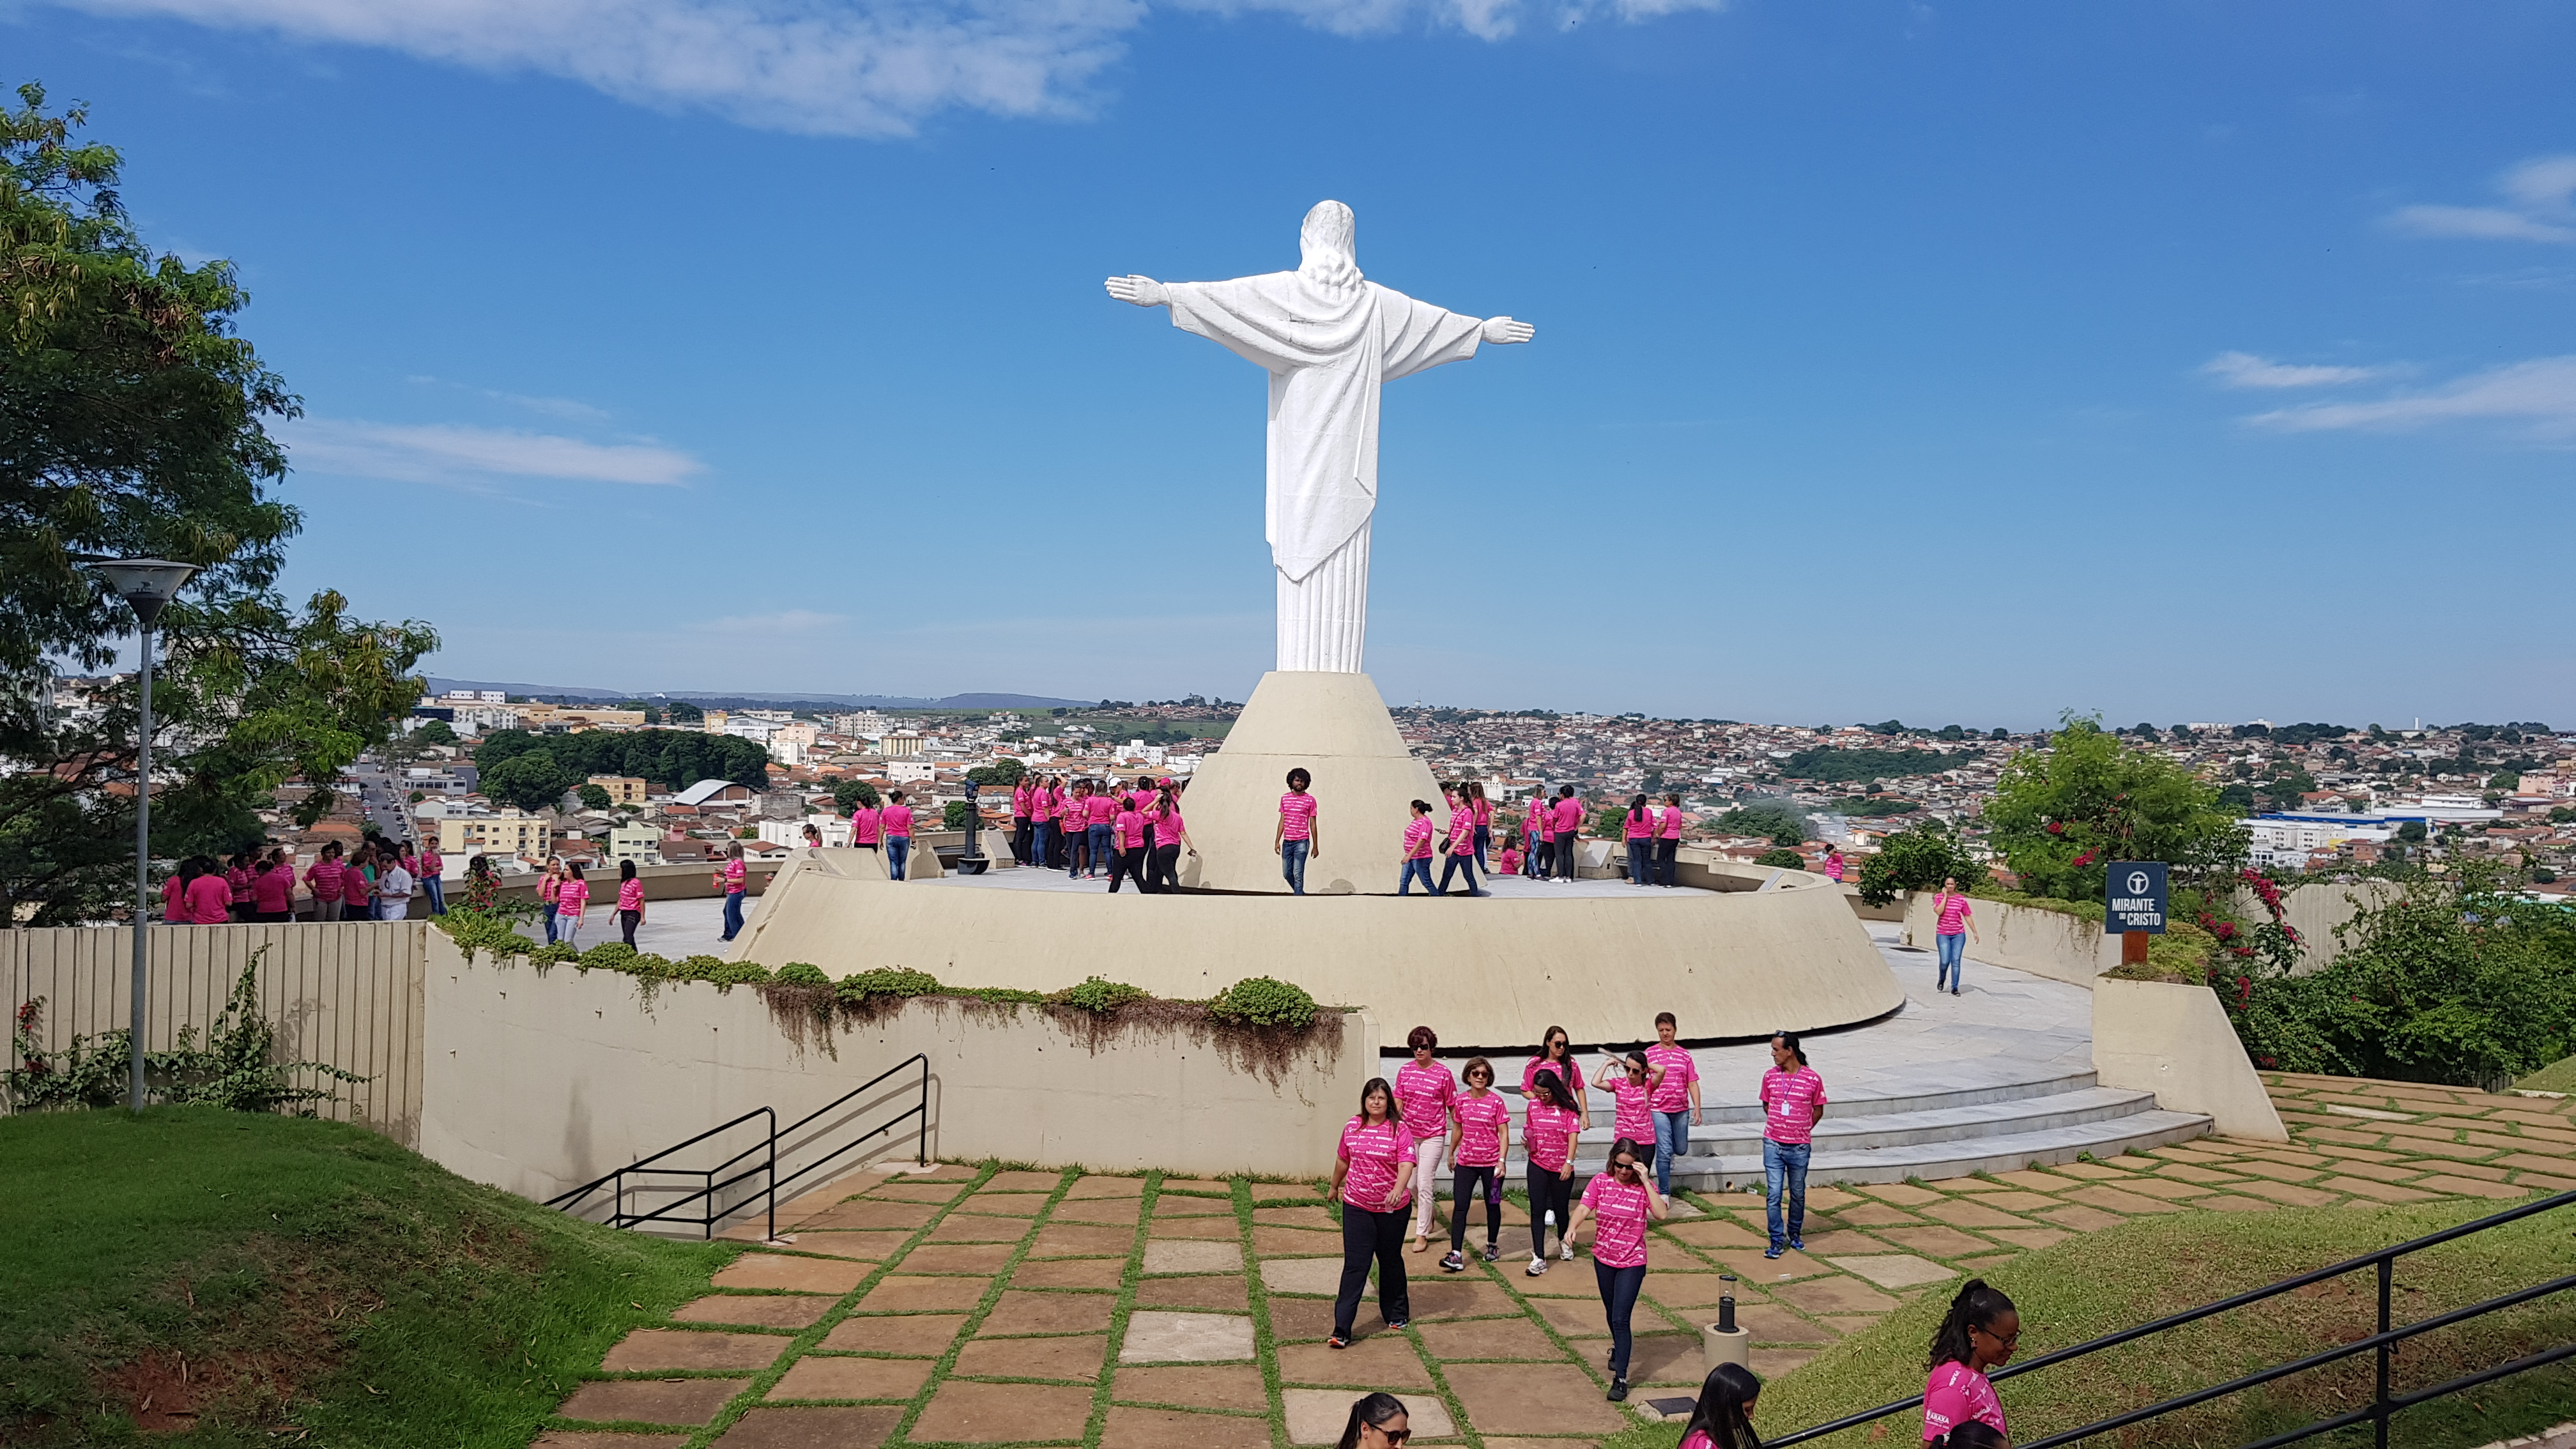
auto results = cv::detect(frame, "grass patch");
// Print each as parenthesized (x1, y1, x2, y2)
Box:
(0, 1107, 736, 1446)
(1751, 1199, 2576, 1449)
(2516, 1055, 2576, 1094)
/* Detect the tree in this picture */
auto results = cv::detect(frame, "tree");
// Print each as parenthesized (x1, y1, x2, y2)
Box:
(470, 728, 767, 793)
(943, 800, 974, 830)
(1714, 800, 1806, 845)
(1982, 714, 2244, 903)
(576, 782, 611, 810)
(832, 779, 880, 813)
(480, 753, 569, 813)
(411, 719, 457, 747)
(965, 759, 1025, 787)
(1857, 825, 1984, 906)
(666, 700, 703, 724)
(1755, 847, 1805, 869)
(0, 86, 435, 923)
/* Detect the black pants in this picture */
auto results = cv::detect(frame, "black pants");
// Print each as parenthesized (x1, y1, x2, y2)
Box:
(1597, 1260, 1646, 1377)
(1531, 839, 1552, 878)
(1011, 818, 1031, 864)
(1335, 1204, 1411, 1336)
(1655, 838, 1678, 886)
(1108, 847, 1149, 893)
(1449, 1165, 1503, 1251)
(1527, 1163, 1574, 1257)
(619, 908, 641, 946)
(1149, 844, 1181, 892)
(1437, 852, 1480, 895)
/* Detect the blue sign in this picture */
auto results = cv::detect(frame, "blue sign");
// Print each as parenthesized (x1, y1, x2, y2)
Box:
(2104, 861, 2168, 935)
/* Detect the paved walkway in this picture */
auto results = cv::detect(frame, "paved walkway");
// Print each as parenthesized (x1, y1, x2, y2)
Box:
(533, 1077, 2576, 1448)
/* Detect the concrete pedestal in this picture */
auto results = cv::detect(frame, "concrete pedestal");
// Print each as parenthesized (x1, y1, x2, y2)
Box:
(1177, 671, 1444, 894)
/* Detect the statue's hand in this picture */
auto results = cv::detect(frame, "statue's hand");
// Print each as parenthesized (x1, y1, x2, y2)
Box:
(1481, 316, 1535, 345)
(1105, 275, 1169, 308)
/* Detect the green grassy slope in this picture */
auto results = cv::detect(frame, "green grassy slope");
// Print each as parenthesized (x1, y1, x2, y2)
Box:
(0, 1108, 737, 1447)
(1606, 1200, 2576, 1449)
(2517, 1056, 2576, 1094)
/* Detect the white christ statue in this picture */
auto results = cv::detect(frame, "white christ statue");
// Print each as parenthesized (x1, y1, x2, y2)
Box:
(1106, 200, 1533, 673)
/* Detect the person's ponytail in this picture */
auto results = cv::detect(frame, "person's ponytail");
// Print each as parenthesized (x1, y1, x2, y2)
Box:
(1928, 1278, 2016, 1370)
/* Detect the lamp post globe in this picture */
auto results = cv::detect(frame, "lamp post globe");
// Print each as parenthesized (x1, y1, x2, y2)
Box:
(82, 557, 198, 1112)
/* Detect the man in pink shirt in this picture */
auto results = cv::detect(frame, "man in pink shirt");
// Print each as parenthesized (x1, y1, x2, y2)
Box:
(1644, 1011, 1703, 1193)
(1549, 787, 1583, 881)
(1759, 1031, 1828, 1256)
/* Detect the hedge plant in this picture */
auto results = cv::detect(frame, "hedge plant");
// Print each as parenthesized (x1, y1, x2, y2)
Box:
(1211, 976, 1317, 1029)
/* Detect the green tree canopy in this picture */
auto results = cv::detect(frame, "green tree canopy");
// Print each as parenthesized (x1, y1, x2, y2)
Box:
(1984, 714, 2244, 903)
(0, 84, 434, 923)
(1855, 825, 1985, 906)
(480, 753, 569, 814)
(1714, 800, 1807, 846)
(831, 779, 880, 813)
(470, 728, 767, 793)
(575, 782, 611, 810)
(965, 759, 1025, 787)
(411, 719, 458, 747)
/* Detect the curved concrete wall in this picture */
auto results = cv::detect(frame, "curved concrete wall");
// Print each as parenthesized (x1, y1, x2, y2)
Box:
(735, 855, 1905, 1050)
(1177, 670, 1445, 894)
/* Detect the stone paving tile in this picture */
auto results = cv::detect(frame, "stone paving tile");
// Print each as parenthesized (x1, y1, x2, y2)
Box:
(1640, 1272, 1750, 1308)
(2034, 1203, 2128, 1232)
(1415, 1316, 1566, 1360)
(799, 1200, 937, 1232)
(1062, 1174, 1149, 1198)
(981, 1170, 1063, 1191)
(1261, 1257, 1348, 1296)
(857, 1276, 991, 1313)
(1163, 1178, 1234, 1193)
(952, 1332, 1108, 1382)
(2195, 1195, 2279, 1213)
(1283, 1388, 1457, 1445)
(1153, 1194, 1236, 1216)
(976, 1289, 1117, 1336)
(1122, 1310, 1257, 1363)
(1136, 1273, 1251, 1310)
(1013, 1255, 1128, 1290)
(1252, 1225, 1345, 1257)
(1268, 1300, 1391, 1342)
(1102, 1406, 1273, 1448)
(2227, 1180, 2341, 1208)
(957, 1193, 1050, 1220)
(2060, 1185, 2187, 1215)
(1255, 1204, 1342, 1230)
(1399, 1278, 1525, 1321)
(1982, 1228, 2071, 1252)
(1923, 1197, 2046, 1225)
(1991, 1169, 2076, 1192)
(1628, 1333, 1706, 1384)
(894, 1243, 1016, 1275)
(1832, 1202, 1923, 1227)
(2414, 1174, 2537, 1199)
(1826, 1255, 1956, 1289)
(908, 1380, 1097, 1443)
(711, 1406, 906, 1447)
(1707, 1248, 1833, 1282)
(1869, 1227, 1997, 1258)
(1112, 1363, 1270, 1411)
(1145, 1239, 1243, 1273)
(867, 1182, 968, 1203)
(1525, 1296, 1614, 1337)
(818, 1314, 967, 1354)
(672, 1294, 835, 1329)
(713, 1255, 872, 1294)
(1660, 1218, 1768, 1248)
(602, 1328, 791, 1372)
(784, 1230, 912, 1263)
(1027, 1222, 1136, 1257)
(1772, 1276, 1899, 1317)
(2321, 1177, 2439, 1204)
(2108, 1177, 2213, 1201)
(1052, 1197, 1144, 1226)
(1149, 1215, 1242, 1240)
(766, 1355, 935, 1401)
(1441, 1363, 1628, 1437)
(556, 1377, 746, 1426)
(1277, 1335, 1434, 1388)
(922, 1213, 1026, 1244)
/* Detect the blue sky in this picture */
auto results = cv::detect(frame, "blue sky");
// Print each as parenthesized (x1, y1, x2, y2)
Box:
(17, 0, 2574, 727)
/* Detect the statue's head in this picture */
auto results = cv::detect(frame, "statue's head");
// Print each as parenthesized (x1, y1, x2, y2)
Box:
(1299, 200, 1362, 291)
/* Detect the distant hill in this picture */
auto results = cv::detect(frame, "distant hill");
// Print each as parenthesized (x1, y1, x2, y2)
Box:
(422, 677, 1088, 711)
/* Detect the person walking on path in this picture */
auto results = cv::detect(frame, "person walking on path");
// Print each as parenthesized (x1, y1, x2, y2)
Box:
(537, 857, 564, 942)
(1551, 786, 1584, 880)
(1469, 782, 1494, 873)
(555, 864, 590, 947)
(418, 841, 445, 914)
(1603, 1050, 1660, 1151)
(1525, 1025, 1588, 1118)
(1327, 1078, 1415, 1349)
(1759, 1031, 1826, 1257)
(1397, 800, 1439, 895)
(1144, 783, 1195, 892)
(1676, 1363, 1764, 1449)
(1565, 1134, 1666, 1402)
(882, 792, 916, 880)
(1931, 876, 1979, 994)
(1108, 793, 1151, 893)
(1524, 793, 1552, 881)
(717, 844, 750, 937)
(1821, 845, 1846, 884)
(616, 859, 647, 946)
(1646, 1012, 1703, 1194)
(1923, 1280, 2019, 1446)
(307, 845, 347, 924)
(1275, 769, 1321, 894)
(1441, 1056, 1511, 1272)
(1522, 1068, 1584, 1273)
(1624, 795, 1657, 887)
(1657, 793, 1685, 887)
(1435, 795, 1485, 896)
(1394, 1029, 1455, 1253)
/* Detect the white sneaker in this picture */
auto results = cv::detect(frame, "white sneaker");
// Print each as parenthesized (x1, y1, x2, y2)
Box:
(1560, 1239, 1575, 1261)
(1527, 1255, 1548, 1276)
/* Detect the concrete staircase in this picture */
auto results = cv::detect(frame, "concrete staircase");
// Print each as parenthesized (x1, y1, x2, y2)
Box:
(1538, 1070, 2209, 1188)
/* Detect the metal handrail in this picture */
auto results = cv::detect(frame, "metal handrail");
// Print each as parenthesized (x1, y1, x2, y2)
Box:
(1771, 1186, 2576, 1448)
(543, 1054, 931, 1240)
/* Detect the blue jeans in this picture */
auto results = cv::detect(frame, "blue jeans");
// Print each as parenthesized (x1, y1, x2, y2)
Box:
(422, 876, 446, 915)
(1936, 931, 1966, 991)
(1086, 824, 1113, 875)
(887, 838, 911, 880)
(541, 903, 558, 944)
(1437, 852, 1482, 895)
(1595, 1260, 1647, 1379)
(1030, 821, 1054, 870)
(721, 890, 745, 939)
(1763, 1138, 1811, 1250)
(1473, 824, 1491, 873)
(1398, 857, 1437, 894)
(1652, 1109, 1690, 1194)
(1280, 838, 1309, 894)
(1628, 839, 1653, 886)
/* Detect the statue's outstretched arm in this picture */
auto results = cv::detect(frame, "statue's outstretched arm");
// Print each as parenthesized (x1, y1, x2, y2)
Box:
(1105, 275, 1169, 307)
(1480, 316, 1534, 345)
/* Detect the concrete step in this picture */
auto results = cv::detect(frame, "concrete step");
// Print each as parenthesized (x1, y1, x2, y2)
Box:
(1536, 1108, 2214, 1188)
(1499, 1068, 2108, 1130)
(1577, 1085, 2164, 1154)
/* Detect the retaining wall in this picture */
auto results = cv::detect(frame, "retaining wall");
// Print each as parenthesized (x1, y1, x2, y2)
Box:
(1901, 893, 2115, 987)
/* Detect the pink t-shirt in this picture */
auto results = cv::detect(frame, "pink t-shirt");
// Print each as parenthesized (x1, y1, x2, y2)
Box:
(1524, 1054, 1585, 1101)
(557, 877, 590, 916)
(1761, 1065, 1828, 1146)
(1337, 1117, 1418, 1211)
(1680, 1434, 1719, 1449)
(1824, 852, 1846, 882)
(1498, 848, 1524, 875)
(723, 858, 747, 894)
(1935, 891, 1974, 935)
(1527, 801, 1552, 842)
(1395, 1060, 1454, 1142)
(184, 873, 231, 923)
(1551, 798, 1583, 836)
(308, 859, 344, 901)
(539, 874, 561, 904)
(1647, 1043, 1699, 1113)
(1402, 816, 1434, 859)
(617, 878, 645, 911)
(1922, 1361, 2006, 1443)
(226, 866, 253, 903)
(1150, 808, 1186, 847)
(1581, 1173, 1653, 1269)
(162, 875, 184, 921)
(341, 868, 372, 908)
(1524, 1103, 1581, 1174)
(1446, 810, 1476, 856)
(1278, 792, 1317, 841)
(1606, 1075, 1652, 1142)
(1084, 795, 1116, 827)
(882, 804, 914, 838)
(1659, 806, 1685, 840)
(1623, 808, 1655, 839)
(1114, 809, 1147, 850)
(851, 806, 880, 844)
(252, 867, 292, 914)
(1012, 783, 1033, 816)
(1450, 1092, 1509, 1168)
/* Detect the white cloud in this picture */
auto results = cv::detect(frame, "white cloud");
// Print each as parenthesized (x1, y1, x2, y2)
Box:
(2384, 155, 2576, 245)
(2200, 351, 2388, 390)
(2246, 356, 2576, 441)
(50, 0, 1718, 128)
(281, 418, 705, 485)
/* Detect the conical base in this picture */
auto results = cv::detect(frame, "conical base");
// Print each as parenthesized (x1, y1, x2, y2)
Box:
(1179, 671, 1443, 894)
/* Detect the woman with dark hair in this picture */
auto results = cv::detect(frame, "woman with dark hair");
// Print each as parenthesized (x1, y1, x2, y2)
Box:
(1327, 1077, 1414, 1349)
(1924, 1279, 2018, 1445)
(1657, 793, 1685, 887)
(1496, 832, 1525, 877)
(1565, 1134, 1666, 1400)
(555, 859, 589, 946)
(1522, 1068, 1583, 1275)
(250, 850, 294, 923)
(1602, 1050, 1661, 1149)
(1524, 1026, 1588, 1119)
(1398, 800, 1439, 895)
(1394, 1027, 1454, 1253)
(1145, 783, 1195, 892)
(1524, 792, 1552, 880)
(1107, 790, 1151, 893)
(1009, 773, 1034, 866)
(1676, 1362, 1763, 1449)
(882, 792, 916, 882)
(1935, 1425, 2007, 1449)
(1436, 793, 1485, 896)
(1332, 1392, 1411, 1449)
(1469, 781, 1493, 873)
(1625, 794, 1656, 887)
(1758, 1031, 1827, 1258)
(1441, 1056, 1510, 1272)
(1276, 767, 1320, 894)
(461, 854, 500, 916)
(616, 857, 646, 946)
(226, 850, 257, 922)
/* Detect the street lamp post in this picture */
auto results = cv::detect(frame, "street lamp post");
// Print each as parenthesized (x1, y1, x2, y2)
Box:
(84, 559, 198, 1113)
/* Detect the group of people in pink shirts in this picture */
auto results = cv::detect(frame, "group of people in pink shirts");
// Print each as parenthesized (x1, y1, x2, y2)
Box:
(1007, 774, 1195, 893)
(840, 791, 919, 880)
(160, 836, 440, 924)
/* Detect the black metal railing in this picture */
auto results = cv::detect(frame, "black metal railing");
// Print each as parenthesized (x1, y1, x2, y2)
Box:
(545, 1054, 930, 1240)
(1773, 1187, 2576, 1449)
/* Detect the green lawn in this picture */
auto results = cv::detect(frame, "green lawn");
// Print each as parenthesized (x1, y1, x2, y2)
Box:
(2517, 1055, 2576, 1094)
(1665, 1199, 2576, 1449)
(0, 1107, 737, 1446)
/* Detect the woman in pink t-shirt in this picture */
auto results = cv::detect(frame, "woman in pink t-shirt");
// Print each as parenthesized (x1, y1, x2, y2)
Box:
(1327, 1077, 1416, 1349)
(1468, 781, 1494, 872)
(1932, 875, 1981, 995)
(1566, 1135, 1666, 1401)
(882, 791, 915, 880)
(1441, 1056, 1512, 1271)
(1496, 835, 1525, 877)
(1107, 797, 1151, 893)
(1549, 788, 1584, 881)
(615, 859, 647, 946)
(1434, 795, 1485, 896)
(1655, 793, 1685, 887)
(1601, 1051, 1661, 1146)
(555, 866, 590, 946)
(1144, 783, 1194, 893)
(1393, 1027, 1455, 1251)
(537, 857, 565, 943)
(1623, 794, 1657, 887)
(1521, 1068, 1583, 1273)
(1674, 1362, 1763, 1449)
(1275, 768, 1320, 895)
(1010, 778, 1034, 866)
(1397, 800, 1438, 896)
(250, 855, 294, 922)
(1523, 1026, 1588, 1118)
(1523, 796, 1551, 879)
(1922, 1280, 2018, 1445)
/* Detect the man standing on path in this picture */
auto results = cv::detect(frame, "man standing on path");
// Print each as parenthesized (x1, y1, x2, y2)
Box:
(1551, 786, 1584, 882)
(1644, 1012, 1703, 1193)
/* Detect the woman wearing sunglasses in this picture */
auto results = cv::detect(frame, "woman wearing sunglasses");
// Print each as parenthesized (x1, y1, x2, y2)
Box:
(1924, 1279, 2018, 1445)
(1327, 1078, 1416, 1349)
(1333, 1392, 1412, 1448)
(1522, 1068, 1584, 1274)
(1563, 1135, 1667, 1402)
(1440, 1056, 1512, 1272)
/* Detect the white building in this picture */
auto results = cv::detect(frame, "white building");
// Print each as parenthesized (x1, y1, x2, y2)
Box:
(758, 815, 853, 848)
(607, 825, 663, 866)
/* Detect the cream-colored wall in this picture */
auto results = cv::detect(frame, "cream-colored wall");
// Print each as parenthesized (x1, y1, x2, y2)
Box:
(2, 922, 427, 1143)
(735, 852, 1904, 1049)
(2092, 977, 2287, 1140)
(1902, 893, 2115, 987)
(2237, 880, 2398, 974)
(1177, 671, 1446, 894)
(417, 932, 1379, 1208)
